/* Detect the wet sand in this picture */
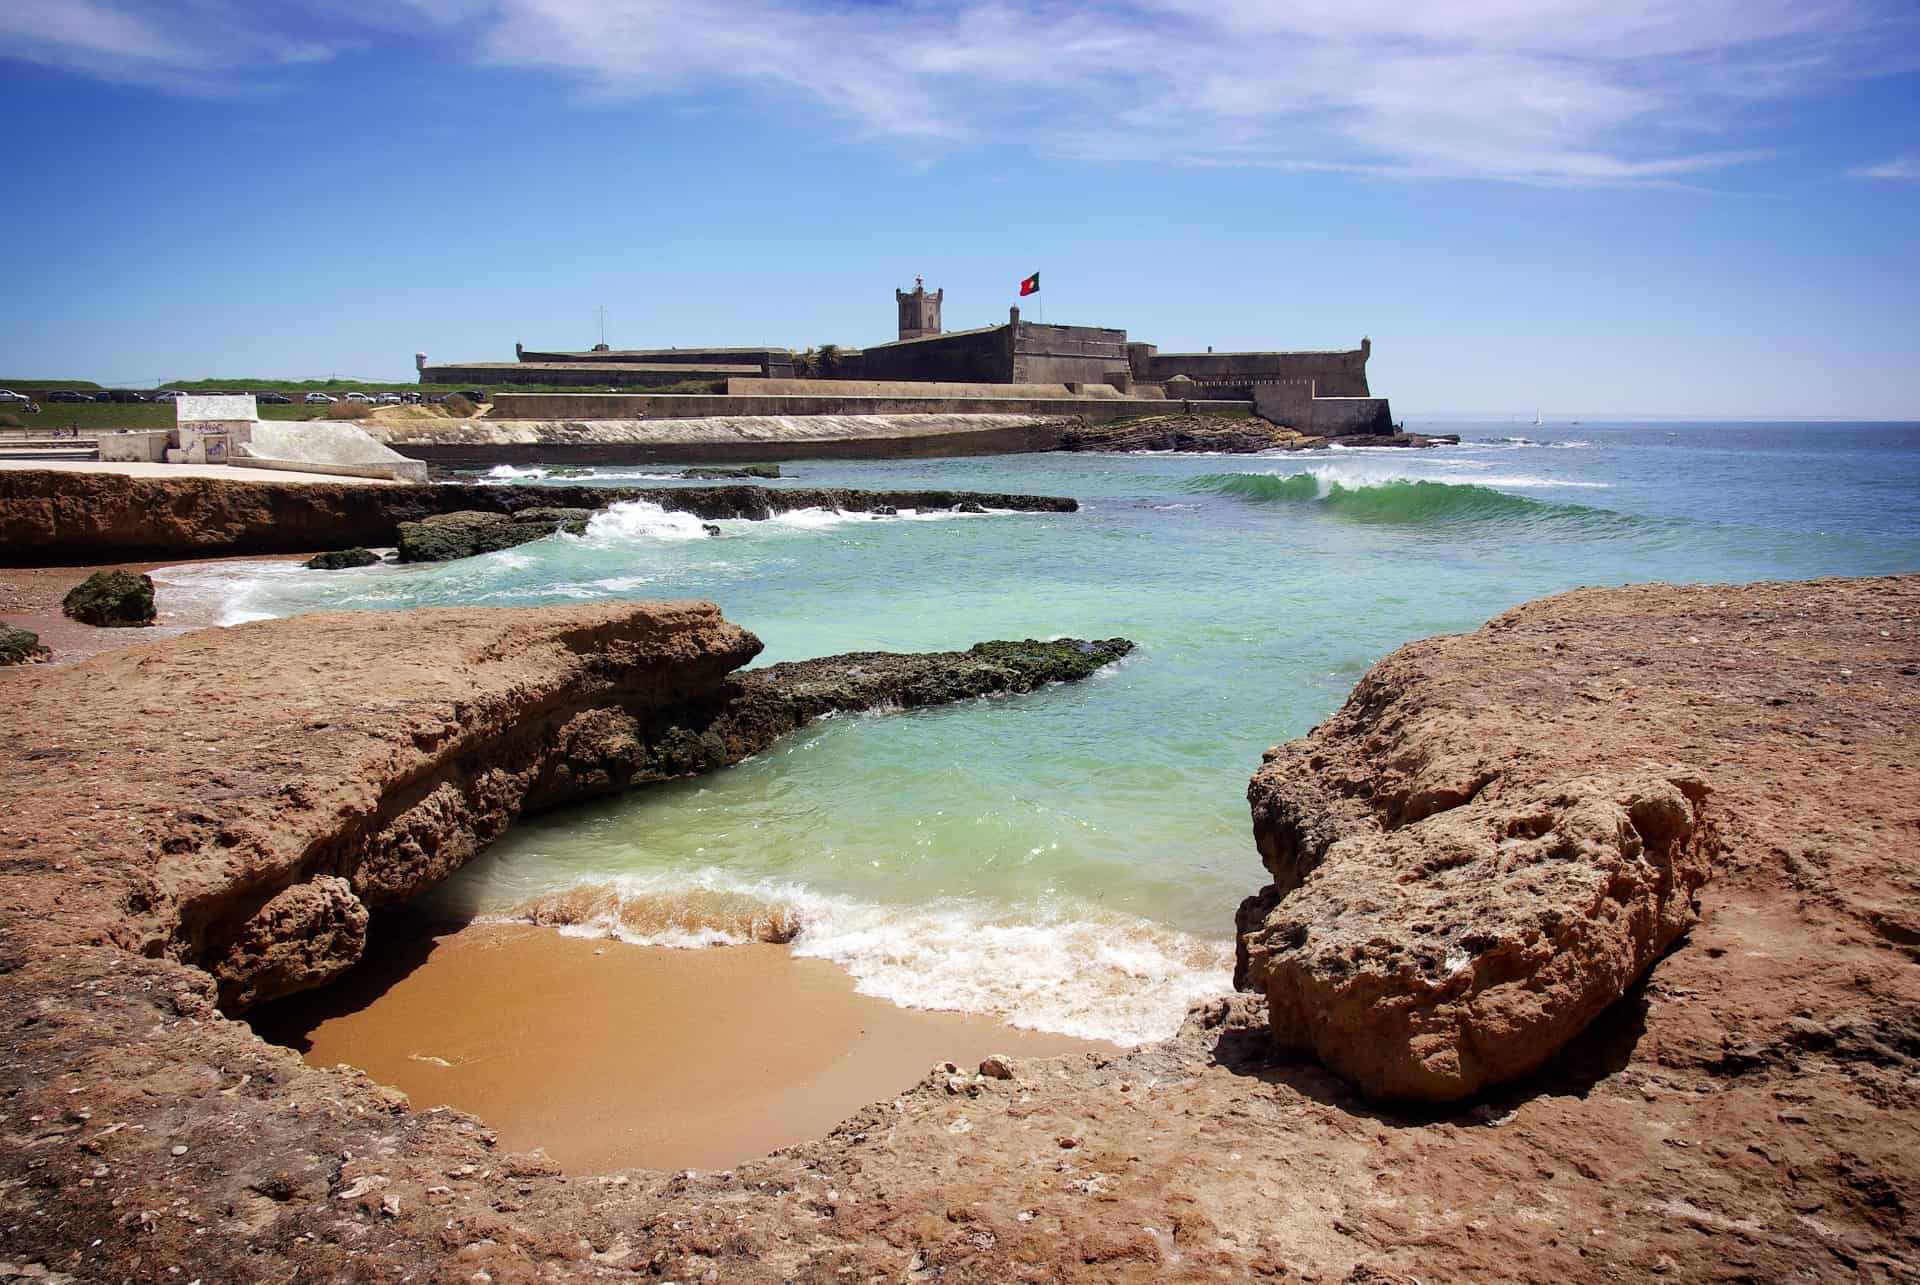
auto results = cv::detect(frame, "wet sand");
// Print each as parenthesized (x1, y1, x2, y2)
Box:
(253, 922, 1112, 1175)
(0, 554, 302, 666)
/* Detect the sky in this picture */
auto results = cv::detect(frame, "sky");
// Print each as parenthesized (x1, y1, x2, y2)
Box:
(1, 0, 1917, 417)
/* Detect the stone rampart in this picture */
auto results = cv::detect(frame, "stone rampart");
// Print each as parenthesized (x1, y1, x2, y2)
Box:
(1308, 397, 1394, 436)
(421, 362, 756, 388)
(857, 325, 1012, 383)
(487, 391, 1231, 422)
(728, 377, 1122, 400)
(1136, 344, 1372, 398)
(1011, 321, 1130, 384)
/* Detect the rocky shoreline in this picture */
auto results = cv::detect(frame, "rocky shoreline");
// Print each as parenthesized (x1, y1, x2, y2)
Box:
(1, 576, 1916, 1281)
(1056, 414, 1458, 453)
(0, 470, 1078, 564)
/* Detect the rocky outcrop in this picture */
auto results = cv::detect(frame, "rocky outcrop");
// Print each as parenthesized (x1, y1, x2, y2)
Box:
(1237, 587, 1737, 1101)
(395, 507, 593, 562)
(0, 621, 48, 663)
(0, 604, 1130, 1013)
(1056, 415, 1458, 453)
(305, 547, 382, 570)
(1059, 414, 1318, 453)
(60, 568, 155, 626)
(0, 470, 1078, 564)
(683, 465, 780, 479)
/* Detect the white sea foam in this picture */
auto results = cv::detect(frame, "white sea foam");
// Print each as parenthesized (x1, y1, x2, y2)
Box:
(584, 500, 715, 543)
(483, 870, 1233, 1046)
(1261, 462, 1611, 491)
(484, 463, 545, 480)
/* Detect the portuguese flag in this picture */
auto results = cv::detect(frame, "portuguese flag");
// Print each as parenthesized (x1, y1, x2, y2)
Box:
(1019, 272, 1040, 296)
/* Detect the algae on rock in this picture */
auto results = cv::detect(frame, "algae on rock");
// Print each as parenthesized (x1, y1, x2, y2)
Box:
(61, 569, 156, 626)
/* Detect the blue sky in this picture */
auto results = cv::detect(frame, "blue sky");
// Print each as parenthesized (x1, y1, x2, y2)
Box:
(1, 0, 1917, 417)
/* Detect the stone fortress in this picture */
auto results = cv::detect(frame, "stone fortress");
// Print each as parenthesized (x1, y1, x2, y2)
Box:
(418, 281, 1392, 436)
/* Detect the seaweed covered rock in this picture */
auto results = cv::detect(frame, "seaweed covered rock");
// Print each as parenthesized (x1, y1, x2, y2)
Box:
(306, 547, 382, 570)
(0, 623, 49, 664)
(684, 465, 780, 479)
(396, 508, 594, 563)
(61, 569, 155, 627)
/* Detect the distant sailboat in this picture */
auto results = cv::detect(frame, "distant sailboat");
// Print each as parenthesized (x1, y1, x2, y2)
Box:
(1533, 409, 1543, 428)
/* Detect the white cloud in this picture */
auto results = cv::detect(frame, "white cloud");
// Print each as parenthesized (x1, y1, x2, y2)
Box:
(2, 0, 1912, 183)
(1852, 153, 1920, 178)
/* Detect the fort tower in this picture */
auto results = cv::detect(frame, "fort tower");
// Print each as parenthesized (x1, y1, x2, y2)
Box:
(896, 276, 943, 341)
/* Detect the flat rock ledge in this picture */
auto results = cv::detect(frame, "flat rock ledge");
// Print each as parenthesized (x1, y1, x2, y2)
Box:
(0, 470, 1078, 563)
(0, 603, 1129, 1014)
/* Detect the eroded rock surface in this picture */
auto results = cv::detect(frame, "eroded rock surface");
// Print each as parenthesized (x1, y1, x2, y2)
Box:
(395, 507, 593, 562)
(1056, 414, 1460, 454)
(0, 470, 1078, 562)
(1, 576, 1917, 1284)
(305, 546, 381, 570)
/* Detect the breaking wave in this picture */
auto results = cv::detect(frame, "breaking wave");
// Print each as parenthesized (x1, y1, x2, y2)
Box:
(582, 500, 714, 543)
(481, 872, 1234, 1046)
(1188, 469, 1617, 525)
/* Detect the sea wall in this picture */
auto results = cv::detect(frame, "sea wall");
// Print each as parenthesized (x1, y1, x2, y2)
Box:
(0, 471, 1078, 562)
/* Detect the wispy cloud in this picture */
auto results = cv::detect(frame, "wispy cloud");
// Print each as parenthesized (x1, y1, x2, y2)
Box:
(3, 0, 1914, 184)
(1852, 153, 1920, 178)
(0, 0, 353, 92)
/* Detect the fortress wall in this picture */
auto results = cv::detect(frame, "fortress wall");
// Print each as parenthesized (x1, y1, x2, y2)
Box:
(1309, 397, 1394, 436)
(488, 391, 1249, 423)
(858, 327, 1013, 383)
(1144, 348, 1371, 397)
(420, 363, 749, 389)
(1251, 379, 1317, 428)
(1011, 322, 1130, 384)
(731, 378, 1084, 399)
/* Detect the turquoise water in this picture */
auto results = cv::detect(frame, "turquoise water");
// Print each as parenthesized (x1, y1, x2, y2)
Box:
(157, 422, 1920, 1042)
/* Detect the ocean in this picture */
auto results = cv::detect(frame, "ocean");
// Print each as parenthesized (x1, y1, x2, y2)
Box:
(156, 421, 1920, 1045)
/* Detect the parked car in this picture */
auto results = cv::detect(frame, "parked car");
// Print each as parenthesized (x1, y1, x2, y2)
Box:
(343, 392, 372, 403)
(427, 394, 449, 404)
(402, 392, 423, 404)
(304, 392, 336, 405)
(256, 392, 293, 404)
(47, 390, 90, 403)
(373, 393, 402, 405)
(0, 390, 29, 403)
(460, 389, 487, 402)
(148, 390, 184, 401)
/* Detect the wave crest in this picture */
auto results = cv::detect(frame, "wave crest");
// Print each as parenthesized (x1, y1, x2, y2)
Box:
(1188, 469, 1609, 524)
(484, 873, 1233, 1046)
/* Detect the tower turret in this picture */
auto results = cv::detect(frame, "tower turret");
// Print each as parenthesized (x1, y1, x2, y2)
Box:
(895, 275, 943, 341)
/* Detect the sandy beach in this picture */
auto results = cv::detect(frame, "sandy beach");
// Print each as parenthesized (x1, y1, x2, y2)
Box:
(251, 922, 1109, 1174)
(0, 553, 302, 666)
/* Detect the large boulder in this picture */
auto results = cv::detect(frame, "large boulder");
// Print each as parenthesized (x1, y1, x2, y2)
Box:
(0, 623, 49, 664)
(61, 569, 155, 626)
(1236, 592, 1719, 1102)
(395, 507, 593, 563)
(1239, 768, 1711, 1101)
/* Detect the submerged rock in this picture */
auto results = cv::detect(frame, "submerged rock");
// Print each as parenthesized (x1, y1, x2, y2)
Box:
(0, 622, 49, 664)
(61, 569, 155, 626)
(683, 465, 780, 479)
(305, 547, 382, 570)
(396, 508, 593, 562)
